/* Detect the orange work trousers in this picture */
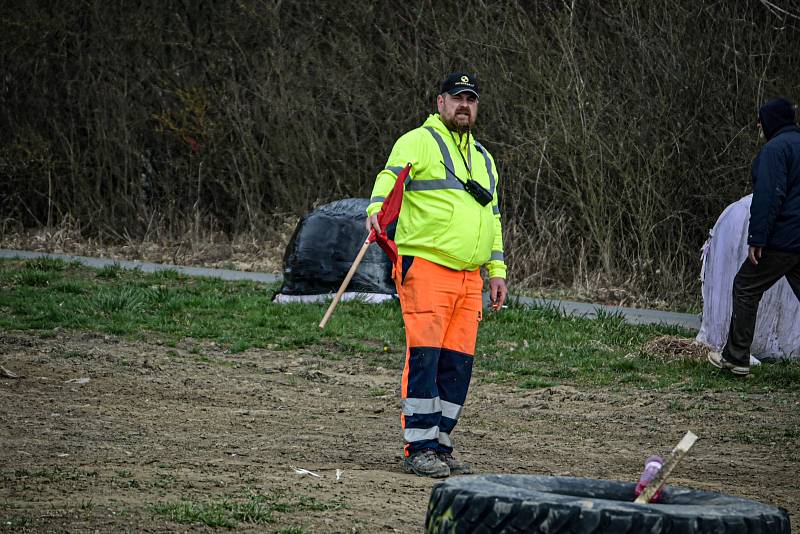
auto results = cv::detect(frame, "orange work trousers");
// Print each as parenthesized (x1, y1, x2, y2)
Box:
(394, 255, 483, 456)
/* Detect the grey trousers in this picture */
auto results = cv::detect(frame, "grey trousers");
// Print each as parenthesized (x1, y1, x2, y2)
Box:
(723, 249, 800, 365)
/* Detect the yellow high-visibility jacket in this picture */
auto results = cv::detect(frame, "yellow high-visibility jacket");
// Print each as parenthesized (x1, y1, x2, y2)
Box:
(367, 114, 506, 279)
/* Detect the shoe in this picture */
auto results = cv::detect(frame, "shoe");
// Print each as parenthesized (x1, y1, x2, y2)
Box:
(404, 449, 450, 478)
(437, 452, 472, 475)
(707, 351, 750, 376)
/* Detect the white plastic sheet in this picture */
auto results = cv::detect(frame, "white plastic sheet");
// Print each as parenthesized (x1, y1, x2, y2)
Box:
(696, 195, 800, 360)
(273, 292, 394, 304)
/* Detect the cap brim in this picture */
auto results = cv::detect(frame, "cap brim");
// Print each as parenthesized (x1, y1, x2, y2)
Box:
(447, 88, 479, 97)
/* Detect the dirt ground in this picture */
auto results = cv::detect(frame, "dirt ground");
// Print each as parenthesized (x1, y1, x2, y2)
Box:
(1, 330, 797, 532)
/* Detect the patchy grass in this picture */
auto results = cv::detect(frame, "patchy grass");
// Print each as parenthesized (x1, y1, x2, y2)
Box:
(1, 515, 33, 529)
(151, 491, 340, 529)
(733, 425, 800, 445)
(1, 258, 798, 393)
(3, 467, 99, 484)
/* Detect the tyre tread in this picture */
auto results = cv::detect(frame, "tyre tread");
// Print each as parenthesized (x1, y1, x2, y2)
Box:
(424, 475, 790, 534)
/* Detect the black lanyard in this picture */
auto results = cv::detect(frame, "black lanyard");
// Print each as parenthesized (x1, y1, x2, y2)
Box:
(449, 130, 473, 179)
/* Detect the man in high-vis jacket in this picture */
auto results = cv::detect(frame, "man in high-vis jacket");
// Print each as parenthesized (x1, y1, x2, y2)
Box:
(366, 71, 508, 478)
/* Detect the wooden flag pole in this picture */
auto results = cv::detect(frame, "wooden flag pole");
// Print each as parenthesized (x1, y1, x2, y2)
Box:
(318, 233, 373, 329)
(634, 430, 698, 504)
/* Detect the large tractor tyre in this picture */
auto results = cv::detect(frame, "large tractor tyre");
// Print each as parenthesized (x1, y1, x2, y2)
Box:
(425, 475, 790, 534)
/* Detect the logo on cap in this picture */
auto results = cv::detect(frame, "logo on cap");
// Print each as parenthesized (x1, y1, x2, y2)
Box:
(461, 76, 469, 83)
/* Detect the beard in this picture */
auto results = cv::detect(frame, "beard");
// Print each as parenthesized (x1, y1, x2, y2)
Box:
(443, 111, 473, 134)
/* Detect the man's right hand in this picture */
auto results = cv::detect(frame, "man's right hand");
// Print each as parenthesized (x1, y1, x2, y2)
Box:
(366, 213, 380, 233)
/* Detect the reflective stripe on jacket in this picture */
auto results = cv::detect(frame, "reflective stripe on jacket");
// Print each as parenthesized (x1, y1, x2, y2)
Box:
(367, 114, 506, 278)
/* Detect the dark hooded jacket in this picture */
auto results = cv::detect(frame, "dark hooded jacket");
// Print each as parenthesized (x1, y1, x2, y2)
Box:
(747, 98, 800, 252)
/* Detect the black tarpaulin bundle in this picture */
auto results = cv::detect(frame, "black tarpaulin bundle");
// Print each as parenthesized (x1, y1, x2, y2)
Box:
(278, 198, 396, 297)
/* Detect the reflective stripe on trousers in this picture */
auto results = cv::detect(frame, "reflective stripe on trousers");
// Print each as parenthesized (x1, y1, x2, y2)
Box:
(395, 255, 482, 456)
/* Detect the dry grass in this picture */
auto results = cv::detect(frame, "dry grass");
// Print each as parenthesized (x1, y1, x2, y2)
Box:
(0, 215, 297, 275)
(641, 335, 710, 362)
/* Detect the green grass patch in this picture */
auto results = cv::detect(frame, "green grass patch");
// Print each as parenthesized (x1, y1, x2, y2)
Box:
(150, 472, 177, 489)
(0, 515, 33, 529)
(151, 491, 340, 528)
(51, 279, 87, 294)
(2, 258, 798, 393)
(733, 425, 800, 445)
(96, 264, 125, 279)
(519, 377, 557, 389)
(152, 268, 185, 281)
(51, 345, 91, 359)
(23, 257, 69, 272)
(13, 268, 58, 287)
(4, 467, 99, 482)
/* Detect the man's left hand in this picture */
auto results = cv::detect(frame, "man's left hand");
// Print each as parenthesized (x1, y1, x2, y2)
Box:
(489, 277, 507, 311)
(748, 246, 762, 266)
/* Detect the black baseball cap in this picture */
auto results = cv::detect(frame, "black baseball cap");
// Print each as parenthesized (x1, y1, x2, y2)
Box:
(440, 72, 479, 98)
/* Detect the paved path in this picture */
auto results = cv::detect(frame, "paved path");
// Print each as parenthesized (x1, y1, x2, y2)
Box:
(1, 249, 700, 330)
(0, 249, 281, 283)
(507, 295, 699, 330)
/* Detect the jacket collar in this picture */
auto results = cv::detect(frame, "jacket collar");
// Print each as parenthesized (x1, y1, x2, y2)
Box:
(425, 114, 472, 150)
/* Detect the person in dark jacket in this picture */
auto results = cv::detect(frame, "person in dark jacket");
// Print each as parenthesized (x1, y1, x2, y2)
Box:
(709, 97, 800, 376)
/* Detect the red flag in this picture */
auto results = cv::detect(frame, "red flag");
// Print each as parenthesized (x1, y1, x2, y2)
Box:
(368, 163, 410, 264)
